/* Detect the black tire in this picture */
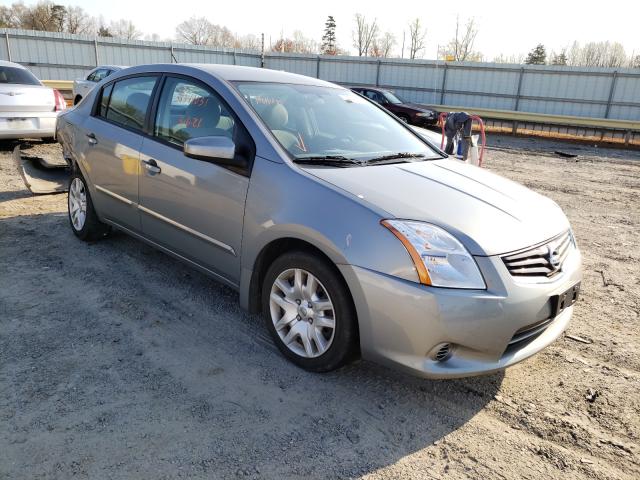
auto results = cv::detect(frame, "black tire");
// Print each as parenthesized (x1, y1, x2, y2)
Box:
(398, 113, 410, 123)
(74, 95, 82, 105)
(68, 170, 110, 241)
(261, 250, 358, 372)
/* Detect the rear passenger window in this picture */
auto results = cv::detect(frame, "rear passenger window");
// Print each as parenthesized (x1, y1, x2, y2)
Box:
(154, 77, 235, 147)
(92, 69, 109, 82)
(99, 76, 157, 131)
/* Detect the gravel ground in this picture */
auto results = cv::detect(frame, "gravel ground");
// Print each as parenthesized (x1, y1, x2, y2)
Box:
(1, 138, 639, 479)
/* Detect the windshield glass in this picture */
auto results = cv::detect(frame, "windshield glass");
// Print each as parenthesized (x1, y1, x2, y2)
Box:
(383, 91, 405, 104)
(0, 66, 41, 85)
(235, 82, 437, 162)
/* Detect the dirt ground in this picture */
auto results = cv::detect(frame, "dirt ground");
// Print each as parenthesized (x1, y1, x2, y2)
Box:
(1, 137, 638, 479)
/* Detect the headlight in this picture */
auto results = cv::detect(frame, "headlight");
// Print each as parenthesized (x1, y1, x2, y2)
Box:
(381, 220, 486, 289)
(416, 111, 434, 117)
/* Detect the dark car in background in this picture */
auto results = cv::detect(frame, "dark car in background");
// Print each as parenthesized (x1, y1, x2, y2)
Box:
(350, 86, 438, 126)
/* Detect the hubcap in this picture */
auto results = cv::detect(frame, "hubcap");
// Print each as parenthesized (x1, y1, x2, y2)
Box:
(68, 177, 87, 231)
(269, 268, 336, 358)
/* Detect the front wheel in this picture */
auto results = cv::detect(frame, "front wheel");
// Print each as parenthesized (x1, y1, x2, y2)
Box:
(68, 171, 110, 241)
(262, 251, 358, 372)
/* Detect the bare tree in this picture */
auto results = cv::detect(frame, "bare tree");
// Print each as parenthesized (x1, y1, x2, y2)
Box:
(407, 18, 426, 59)
(208, 24, 235, 48)
(492, 53, 525, 64)
(444, 16, 480, 61)
(236, 34, 261, 50)
(19, 1, 62, 31)
(66, 6, 94, 35)
(352, 13, 378, 56)
(271, 31, 316, 54)
(176, 16, 212, 45)
(376, 32, 396, 57)
(110, 19, 141, 40)
(568, 41, 627, 67)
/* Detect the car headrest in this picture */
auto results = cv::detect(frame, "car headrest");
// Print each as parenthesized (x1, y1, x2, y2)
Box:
(185, 97, 221, 129)
(264, 103, 288, 130)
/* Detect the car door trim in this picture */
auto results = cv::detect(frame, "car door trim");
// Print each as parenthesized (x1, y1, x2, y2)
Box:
(102, 218, 239, 290)
(95, 184, 135, 206)
(137, 204, 237, 256)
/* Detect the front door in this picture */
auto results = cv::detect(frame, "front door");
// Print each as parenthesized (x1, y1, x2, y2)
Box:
(81, 75, 159, 231)
(138, 75, 250, 285)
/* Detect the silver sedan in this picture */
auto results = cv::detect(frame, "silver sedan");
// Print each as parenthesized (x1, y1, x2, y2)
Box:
(0, 60, 66, 139)
(56, 64, 582, 378)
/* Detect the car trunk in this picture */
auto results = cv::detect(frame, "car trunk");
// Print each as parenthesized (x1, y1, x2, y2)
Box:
(0, 84, 55, 113)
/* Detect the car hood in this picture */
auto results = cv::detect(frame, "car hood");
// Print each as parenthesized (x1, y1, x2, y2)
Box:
(306, 159, 569, 256)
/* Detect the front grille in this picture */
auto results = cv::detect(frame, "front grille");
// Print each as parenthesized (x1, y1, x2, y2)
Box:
(502, 231, 573, 278)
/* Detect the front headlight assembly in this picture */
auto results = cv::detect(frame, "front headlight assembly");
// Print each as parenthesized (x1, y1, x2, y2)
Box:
(381, 220, 486, 289)
(416, 111, 434, 118)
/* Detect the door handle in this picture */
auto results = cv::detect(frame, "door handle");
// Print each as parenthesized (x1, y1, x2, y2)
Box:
(142, 158, 161, 175)
(86, 132, 97, 145)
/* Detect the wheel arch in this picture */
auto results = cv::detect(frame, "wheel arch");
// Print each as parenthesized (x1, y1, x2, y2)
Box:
(244, 237, 358, 343)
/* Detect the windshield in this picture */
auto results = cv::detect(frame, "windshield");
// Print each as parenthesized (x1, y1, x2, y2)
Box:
(0, 66, 41, 85)
(383, 91, 405, 104)
(235, 82, 438, 163)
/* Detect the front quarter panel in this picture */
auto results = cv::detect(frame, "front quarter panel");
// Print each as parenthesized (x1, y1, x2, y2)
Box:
(240, 158, 421, 308)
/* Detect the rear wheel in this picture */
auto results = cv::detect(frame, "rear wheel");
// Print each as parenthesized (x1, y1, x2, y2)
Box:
(68, 171, 109, 241)
(74, 95, 82, 105)
(262, 251, 357, 372)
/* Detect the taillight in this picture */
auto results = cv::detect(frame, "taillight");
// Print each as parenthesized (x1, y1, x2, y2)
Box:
(53, 89, 67, 111)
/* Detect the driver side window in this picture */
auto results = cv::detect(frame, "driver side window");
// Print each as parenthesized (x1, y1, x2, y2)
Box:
(154, 77, 235, 147)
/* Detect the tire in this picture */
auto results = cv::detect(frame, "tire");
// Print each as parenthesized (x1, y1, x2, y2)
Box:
(398, 114, 410, 123)
(68, 170, 110, 241)
(262, 250, 358, 372)
(73, 95, 82, 105)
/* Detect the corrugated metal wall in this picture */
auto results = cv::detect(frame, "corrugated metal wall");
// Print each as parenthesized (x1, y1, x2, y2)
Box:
(1, 28, 638, 121)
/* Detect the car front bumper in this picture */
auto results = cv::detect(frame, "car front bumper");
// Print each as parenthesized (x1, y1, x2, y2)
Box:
(0, 113, 58, 139)
(339, 246, 582, 379)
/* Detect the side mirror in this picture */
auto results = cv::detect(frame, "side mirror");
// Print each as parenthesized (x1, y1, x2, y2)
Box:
(184, 136, 244, 167)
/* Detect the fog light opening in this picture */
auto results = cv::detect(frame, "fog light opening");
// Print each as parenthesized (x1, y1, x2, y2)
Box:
(431, 343, 453, 362)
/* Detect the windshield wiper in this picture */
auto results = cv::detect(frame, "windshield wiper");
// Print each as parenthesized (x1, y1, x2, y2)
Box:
(292, 155, 364, 167)
(365, 152, 428, 164)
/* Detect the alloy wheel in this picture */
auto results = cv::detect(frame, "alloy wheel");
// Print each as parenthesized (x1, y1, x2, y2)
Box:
(68, 177, 87, 231)
(269, 268, 336, 358)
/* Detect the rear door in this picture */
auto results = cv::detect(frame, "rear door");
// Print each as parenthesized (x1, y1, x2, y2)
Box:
(138, 75, 253, 284)
(81, 75, 159, 232)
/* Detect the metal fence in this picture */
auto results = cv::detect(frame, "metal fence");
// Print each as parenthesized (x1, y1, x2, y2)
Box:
(2, 28, 639, 123)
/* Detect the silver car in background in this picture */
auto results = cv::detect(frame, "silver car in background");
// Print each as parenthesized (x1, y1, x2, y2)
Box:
(0, 60, 66, 140)
(56, 64, 582, 379)
(72, 65, 124, 105)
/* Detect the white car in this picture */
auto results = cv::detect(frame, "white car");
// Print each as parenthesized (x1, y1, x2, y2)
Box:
(0, 60, 66, 140)
(72, 65, 124, 105)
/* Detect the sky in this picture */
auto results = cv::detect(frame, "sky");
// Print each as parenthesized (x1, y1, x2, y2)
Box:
(4, 0, 640, 59)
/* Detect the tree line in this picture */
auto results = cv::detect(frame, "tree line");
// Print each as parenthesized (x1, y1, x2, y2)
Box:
(1, 1, 638, 68)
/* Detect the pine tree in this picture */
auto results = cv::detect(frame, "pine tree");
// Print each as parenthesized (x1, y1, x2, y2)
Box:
(321, 16, 337, 55)
(551, 51, 567, 66)
(526, 44, 547, 65)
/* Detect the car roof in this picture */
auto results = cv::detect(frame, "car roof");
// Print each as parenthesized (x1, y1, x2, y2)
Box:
(93, 65, 126, 71)
(116, 63, 342, 88)
(0, 60, 27, 69)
